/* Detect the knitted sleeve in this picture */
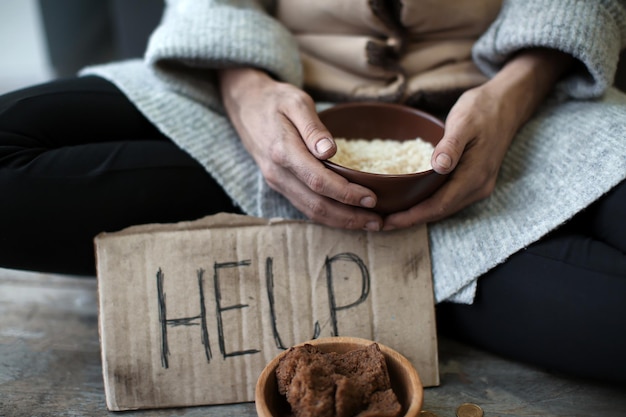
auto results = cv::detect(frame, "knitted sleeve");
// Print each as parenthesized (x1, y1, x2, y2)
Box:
(472, 0, 626, 98)
(144, 0, 303, 94)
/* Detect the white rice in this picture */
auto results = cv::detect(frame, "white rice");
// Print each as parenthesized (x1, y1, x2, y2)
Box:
(329, 137, 435, 174)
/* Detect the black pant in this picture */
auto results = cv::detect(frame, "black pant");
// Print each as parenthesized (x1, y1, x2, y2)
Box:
(1, 76, 624, 382)
(438, 182, 626, 383)
(0, 76, 241, 274)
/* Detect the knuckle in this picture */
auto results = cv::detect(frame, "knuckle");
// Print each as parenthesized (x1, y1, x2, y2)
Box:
(339, 188, 360, 206)
(438, 132, 467, 160)
(341, 215, 360, 230)
(448, 105, 472, 126)
(442, 135, 465, 154)
(434, 202, 451, 220)
(303, 171, 326, 194)
(429, 194, 455, 220)
(306, 199, 329, 220)
(281, 88, 313, 110)
(301, 120, 324, 142)
(268, 143, 287, 166)
(473, 167, 498, 199)
(261, 165, 280, 189)
(476, 178, 497, 200)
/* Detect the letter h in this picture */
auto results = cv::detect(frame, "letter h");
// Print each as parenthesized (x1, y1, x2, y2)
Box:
(156, 268, 211, 369)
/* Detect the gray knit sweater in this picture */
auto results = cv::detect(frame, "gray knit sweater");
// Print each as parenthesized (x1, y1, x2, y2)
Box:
(83, 0, 626, 303)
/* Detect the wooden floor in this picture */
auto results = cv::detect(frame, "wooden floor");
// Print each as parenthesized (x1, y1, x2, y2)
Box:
(1, 267, 624, 417)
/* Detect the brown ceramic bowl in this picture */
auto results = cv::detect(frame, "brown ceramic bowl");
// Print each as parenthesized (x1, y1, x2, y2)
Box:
(255, 336, 424, 417)
(319, 102, 447, 214)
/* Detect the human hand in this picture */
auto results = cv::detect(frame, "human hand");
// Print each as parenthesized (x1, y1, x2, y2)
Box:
(219, 68, 383, 231)
(383, 48, 574, 230)
(383, 84, 517, 229)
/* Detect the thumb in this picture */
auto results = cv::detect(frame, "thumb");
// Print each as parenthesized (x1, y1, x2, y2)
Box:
(287, 98, 336, 160)
(431, 125, 468, 175)
(299, 115, 336, 160)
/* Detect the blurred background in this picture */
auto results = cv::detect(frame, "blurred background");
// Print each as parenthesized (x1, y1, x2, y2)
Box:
(0, 0, 162, 94)
(0, 0, 625, 96)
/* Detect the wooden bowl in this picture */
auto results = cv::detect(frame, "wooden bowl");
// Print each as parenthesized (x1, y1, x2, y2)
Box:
(255, 336, 423, 417)
(319, 102, 447, 214)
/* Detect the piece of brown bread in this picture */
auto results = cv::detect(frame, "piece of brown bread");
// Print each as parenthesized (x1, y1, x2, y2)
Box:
(275, 343, 401, 417)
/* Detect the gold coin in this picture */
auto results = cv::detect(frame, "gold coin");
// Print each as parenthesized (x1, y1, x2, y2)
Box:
(456, 402, 484, 417)
(420, 411, 440, 417)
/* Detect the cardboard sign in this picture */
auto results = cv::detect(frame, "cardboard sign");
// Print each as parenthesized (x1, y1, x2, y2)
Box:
(95, 213, 439, 411)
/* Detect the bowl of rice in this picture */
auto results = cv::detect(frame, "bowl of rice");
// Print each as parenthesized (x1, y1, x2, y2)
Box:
(319, 102, 447, 214)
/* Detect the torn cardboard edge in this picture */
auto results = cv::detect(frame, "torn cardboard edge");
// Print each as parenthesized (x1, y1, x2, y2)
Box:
(95, 213, 439, 411)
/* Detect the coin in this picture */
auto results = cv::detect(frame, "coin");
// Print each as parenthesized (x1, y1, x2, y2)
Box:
(456, 402, 484, 417)
(420, 411, 440, 417)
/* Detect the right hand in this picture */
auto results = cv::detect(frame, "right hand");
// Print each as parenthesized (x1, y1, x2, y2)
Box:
(218, 68, 383, 231)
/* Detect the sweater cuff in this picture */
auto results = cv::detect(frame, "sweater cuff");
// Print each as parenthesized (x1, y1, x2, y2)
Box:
(145, 1, 303, 87)
(472, 0, 626, 98)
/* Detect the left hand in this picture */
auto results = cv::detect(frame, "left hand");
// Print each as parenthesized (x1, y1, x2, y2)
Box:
(383, 48, 574, 230)
(384, 83, 517, 229)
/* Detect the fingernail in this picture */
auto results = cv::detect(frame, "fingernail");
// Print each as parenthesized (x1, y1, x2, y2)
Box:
(360, 196, 376, 208)
(364, 221, 380, 232)
(435, 153, 452, 170)
(315, 138, 333, 154)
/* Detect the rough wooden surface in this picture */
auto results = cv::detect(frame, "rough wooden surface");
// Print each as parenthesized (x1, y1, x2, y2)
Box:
(1, 268, 624, 417)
